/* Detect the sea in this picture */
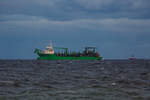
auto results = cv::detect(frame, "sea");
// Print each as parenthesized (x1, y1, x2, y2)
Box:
(0, 59, 150, 100)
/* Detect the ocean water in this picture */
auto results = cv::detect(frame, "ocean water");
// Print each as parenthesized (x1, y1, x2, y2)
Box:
(0, 60, 150, 100)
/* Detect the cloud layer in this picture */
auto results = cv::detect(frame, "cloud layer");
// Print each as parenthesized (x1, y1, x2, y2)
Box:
(1, 0, 150, 20)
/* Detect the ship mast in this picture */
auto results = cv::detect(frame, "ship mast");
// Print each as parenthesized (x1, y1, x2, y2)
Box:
(44, 40, 54, 54)
(46, 40, 53, 49)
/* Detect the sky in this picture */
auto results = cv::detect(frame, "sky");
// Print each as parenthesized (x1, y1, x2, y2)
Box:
(0, 0, 150, 59)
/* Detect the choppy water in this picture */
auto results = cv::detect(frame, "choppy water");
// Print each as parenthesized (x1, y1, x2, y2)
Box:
(0, 60, 150, 100)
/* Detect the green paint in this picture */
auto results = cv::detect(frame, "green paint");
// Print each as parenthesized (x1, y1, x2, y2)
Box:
(38, 54, 102, 60)
(37, 54, 102, 60)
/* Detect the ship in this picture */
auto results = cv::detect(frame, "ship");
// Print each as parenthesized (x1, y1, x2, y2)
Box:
(129, 55, 136, 60)
(34, 41, 102, 60)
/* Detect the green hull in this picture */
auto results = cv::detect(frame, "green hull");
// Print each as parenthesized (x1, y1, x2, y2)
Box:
(37, 54, 102, 60)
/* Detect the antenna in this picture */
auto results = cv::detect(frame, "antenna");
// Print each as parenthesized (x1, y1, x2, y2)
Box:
(50, 40, 52, 47)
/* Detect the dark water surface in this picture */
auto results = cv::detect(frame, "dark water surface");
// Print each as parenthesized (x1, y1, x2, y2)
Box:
(0, 60, 150, 100)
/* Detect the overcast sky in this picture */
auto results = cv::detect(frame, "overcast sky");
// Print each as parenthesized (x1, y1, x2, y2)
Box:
(0, 0, 150, 59)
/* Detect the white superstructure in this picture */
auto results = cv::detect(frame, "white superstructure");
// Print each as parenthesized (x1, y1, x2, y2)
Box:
(44, 41, 54, 54)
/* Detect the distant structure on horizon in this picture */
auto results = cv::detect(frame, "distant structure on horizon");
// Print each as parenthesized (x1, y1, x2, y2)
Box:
(129, 54, 136, 60)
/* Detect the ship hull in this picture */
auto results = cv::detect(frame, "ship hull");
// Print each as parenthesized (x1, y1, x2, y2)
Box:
(37, 54, 102, 60)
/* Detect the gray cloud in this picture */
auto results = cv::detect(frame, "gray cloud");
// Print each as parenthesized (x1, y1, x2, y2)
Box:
(0, 0, 150, 20)
(1, 16, 150, 35)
